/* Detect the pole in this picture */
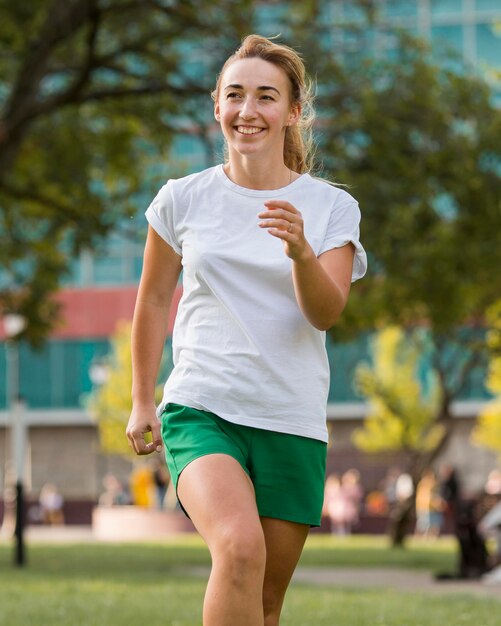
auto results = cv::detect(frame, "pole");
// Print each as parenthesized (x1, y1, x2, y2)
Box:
(2, 314, 27, 566)
(5, 342, 26, 566)
(12, 398, 26, 566)
(1, 342, 18, 539)
(14, 481, 25, 566)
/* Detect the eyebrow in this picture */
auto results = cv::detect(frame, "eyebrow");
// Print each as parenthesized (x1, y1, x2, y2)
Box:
(224, 83, 281, 95)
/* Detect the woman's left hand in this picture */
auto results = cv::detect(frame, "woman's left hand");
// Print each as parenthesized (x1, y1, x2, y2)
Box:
(258, 200, 313, 262)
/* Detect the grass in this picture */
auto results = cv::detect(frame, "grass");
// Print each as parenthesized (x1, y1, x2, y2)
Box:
(300, 534, 458, 570)
(0, 534, 498, 626)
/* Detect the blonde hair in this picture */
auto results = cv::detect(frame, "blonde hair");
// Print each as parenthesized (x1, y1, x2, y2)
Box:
(212, 34, 316, 174)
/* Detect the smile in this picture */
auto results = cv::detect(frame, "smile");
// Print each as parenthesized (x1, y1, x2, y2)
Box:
(235, 126, 265, 135)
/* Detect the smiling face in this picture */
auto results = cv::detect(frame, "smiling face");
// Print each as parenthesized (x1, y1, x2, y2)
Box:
(214, 57, 299, 163)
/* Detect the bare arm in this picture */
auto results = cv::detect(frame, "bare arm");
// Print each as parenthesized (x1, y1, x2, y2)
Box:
(291, 243, 354, 330)
(126, 226, 182, 455)
(258, 200, 355, 330)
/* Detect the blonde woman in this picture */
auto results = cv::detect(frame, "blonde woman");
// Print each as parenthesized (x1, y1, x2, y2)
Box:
(126, 34, 367, 626)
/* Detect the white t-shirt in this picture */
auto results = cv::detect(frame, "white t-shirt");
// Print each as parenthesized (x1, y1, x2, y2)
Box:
(146, 164, 367, 443)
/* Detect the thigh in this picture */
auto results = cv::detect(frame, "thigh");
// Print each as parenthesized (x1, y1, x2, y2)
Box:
(177, 453, 263, 552)
(261, 517, 309, 618)
(161, 403, 250, 511)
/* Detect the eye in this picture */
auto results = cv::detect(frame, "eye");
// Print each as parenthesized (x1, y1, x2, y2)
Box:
(226, 92, 242, 99)
(260, 94, 275, 101)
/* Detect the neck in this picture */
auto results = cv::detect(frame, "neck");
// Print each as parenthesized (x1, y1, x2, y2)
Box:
(224, 156, 295, 190)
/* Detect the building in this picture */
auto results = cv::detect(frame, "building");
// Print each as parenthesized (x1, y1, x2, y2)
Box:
(1, 1, 500, 524)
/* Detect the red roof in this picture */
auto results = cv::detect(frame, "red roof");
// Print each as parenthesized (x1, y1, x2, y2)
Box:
(0, 285, 182, 340)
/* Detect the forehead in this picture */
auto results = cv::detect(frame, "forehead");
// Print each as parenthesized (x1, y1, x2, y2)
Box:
(221, 57, 289, 92)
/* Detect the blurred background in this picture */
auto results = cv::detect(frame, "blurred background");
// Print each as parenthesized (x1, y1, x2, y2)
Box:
(1, 0, 500, 544)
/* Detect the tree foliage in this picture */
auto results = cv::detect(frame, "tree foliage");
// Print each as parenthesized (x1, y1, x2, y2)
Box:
(353, 326, 444, 456)
(88, 319, 165, 457)
(1, 0, 500, 362)
(472, 301, 501, 456)
(310, 30, 501, 336)
(285, 2, 500, 460)
(0, 0, 252, 344)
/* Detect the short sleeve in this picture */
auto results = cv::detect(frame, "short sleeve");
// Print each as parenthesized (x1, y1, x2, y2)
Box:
(145, 180, 182, 255)
(318, 193, 367, 282)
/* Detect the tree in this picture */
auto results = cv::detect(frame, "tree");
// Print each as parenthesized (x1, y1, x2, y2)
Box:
(472, 301, 501, 457)
(354, 327, 444, 457)
(353, 326, 445, 545)
(0, 0, 252, 344)
(282, 2, 501, 542)
(88, 319, 166, 457)
(289, 7, 499, 445)
(285, 5, 501, 335)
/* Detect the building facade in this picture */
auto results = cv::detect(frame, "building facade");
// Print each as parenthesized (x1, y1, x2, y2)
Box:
(1, 0, 500, 523)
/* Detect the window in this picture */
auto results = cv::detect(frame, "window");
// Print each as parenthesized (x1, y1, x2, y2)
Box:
(475, 0, 501, 11)
(430, 0, 462, 15)
(476, 21, 501, 66)
(384, 0, 418, 18)
(431, 24, 464, 58)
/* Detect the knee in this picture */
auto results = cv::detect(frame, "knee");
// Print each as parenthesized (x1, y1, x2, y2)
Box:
(213, 524, 266, 583)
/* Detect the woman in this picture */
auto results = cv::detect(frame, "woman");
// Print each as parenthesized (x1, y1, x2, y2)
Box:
(126, 34, 367, 626)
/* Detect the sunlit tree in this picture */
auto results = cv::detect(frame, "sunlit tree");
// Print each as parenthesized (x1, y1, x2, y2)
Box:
(353, 325, 448, 545)
(88, 320, 166, 457)
(472, 301, 501, 457)
(354, 326, 444, 458)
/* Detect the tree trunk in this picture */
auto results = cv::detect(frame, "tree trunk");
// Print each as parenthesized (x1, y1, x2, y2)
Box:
(388, 496, 415, 547)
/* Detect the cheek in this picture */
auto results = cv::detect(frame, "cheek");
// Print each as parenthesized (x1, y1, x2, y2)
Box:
(219, 104, 237, 125)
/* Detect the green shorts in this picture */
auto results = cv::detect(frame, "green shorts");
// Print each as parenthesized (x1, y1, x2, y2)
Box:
(160, 403, 327, 527)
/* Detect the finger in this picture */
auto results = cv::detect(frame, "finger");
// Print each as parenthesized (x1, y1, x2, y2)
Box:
(150, 422, 163, 453)
(258, 209, 292, 220)
(128, 429, 151, 455)
(264, 200, 298, 213)
(126, 429, 139, 455)
(258, 218, 292, 231)
(266, 227, 295, 240)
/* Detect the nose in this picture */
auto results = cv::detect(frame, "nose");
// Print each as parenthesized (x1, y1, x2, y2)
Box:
(239, 96, 257, 120)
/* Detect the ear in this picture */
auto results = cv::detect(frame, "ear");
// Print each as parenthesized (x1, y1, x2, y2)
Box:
(287, 102, 301, 127)
(214, 101, 221, 122)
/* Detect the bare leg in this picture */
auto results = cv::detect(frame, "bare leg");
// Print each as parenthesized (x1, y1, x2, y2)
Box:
(177, 454, 266, 626)
(261, 517, 310, 626)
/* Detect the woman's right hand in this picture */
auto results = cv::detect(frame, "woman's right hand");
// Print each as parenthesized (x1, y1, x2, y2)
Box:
(126, 403, 163, 455)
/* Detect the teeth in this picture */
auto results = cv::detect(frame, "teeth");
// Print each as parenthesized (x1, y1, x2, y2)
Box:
(236, 126, 263, 135)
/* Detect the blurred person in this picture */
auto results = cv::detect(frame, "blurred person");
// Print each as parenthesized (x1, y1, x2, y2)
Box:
(130, 463, 155, 507)
(39, 483, 64, 525)
(99, 474, 131, 507)
(341, 469, 364, 533)
(152, 457, 170, 509)
(382, 466, 401, 513)
(415, 469, 443, 538)
(387, 469, 414, 545)
(323, 470, 363, 535)
(484, 469, 501, 497)
(395, 471, 414, 503)
(323, 474, 350, 535)
(364, 484, 389, 517)
(479, 499, 501, 571)
(126, 34, 366, 626)
(477, 469, 501, 528)
(439, 464, 461, 533)
(478, 468, 501, 575)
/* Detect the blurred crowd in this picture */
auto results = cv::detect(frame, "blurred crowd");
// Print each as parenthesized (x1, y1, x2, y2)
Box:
(322, 464, 501, 579)
(23, 454, 501, 581)
(98, 456, 173, 511)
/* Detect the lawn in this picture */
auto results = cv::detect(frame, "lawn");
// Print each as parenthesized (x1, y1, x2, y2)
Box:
(0, 534, 498, 626)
